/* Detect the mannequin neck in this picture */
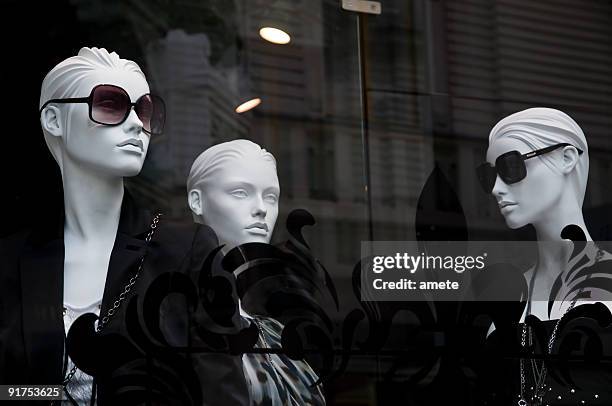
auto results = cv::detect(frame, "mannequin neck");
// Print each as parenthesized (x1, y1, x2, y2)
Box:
(61, 159, 124, 240)
(531, 193, 591, 293)
(532, 192, 591, 242)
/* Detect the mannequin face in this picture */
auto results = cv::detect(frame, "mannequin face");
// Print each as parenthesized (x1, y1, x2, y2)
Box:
(48, 69, 151, 177)
(486, 138, 565, 229)
(190, 155, 280, 249)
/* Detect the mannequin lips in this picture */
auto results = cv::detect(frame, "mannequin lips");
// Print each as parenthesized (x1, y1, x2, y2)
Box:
(117, 138, 144, 152)
(498, 200, 517, 214)
(245, 222, 269, 236)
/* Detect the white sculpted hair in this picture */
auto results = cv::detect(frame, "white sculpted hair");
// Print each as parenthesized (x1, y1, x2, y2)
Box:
(39, 47, 146, 166)
(187, 139, 277, 222)
(488, 107, 589, 205)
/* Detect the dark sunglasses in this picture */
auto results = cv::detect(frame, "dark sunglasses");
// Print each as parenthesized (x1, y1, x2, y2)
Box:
(476, 143, 584, 193)
(39, 84, 166, 136)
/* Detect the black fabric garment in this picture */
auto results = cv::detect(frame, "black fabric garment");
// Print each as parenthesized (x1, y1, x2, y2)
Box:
(481, 303, 612, 405)
(0, 191, 250, 405)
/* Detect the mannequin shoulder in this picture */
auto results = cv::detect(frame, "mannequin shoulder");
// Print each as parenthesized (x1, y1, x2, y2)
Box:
(147, 221, 221, 269)
(155, 221, 219, 250)
(155, 220, 197, 247)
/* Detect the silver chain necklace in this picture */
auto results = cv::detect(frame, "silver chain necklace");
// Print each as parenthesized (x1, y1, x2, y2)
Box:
(518, 248, 602, 406)
(61, 213, 163, 387)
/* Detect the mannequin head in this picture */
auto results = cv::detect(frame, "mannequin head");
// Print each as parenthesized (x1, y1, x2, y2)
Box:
(486, 108, 589, 229)
(187, 140, 280, 250)
(40, 47, 151, 177)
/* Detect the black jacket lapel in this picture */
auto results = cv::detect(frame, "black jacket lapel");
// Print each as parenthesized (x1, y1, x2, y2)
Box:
(99, 234, 147, 316)
(100, 191, 151, 317)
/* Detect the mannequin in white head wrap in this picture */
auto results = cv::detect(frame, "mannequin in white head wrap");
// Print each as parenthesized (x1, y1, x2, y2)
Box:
(485, 107, 604, 320)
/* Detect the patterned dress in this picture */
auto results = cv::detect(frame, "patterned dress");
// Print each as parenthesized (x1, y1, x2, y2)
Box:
(242, 316, 326, 405)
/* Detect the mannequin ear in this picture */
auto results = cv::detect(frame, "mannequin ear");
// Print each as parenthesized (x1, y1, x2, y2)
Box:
(188, 189, 204, 217)
(40, 105, 64, 137)
(561, 145, 580, 174)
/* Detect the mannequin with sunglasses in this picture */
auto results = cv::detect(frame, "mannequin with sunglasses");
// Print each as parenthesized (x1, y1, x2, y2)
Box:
(38, 51, 165, 314)
(0, 47, 250, 405)
(478, 108, 612, 405)
(479, 107, 597, 320)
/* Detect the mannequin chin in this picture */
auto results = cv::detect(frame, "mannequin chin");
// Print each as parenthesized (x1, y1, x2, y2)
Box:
(187, 140, 280, 252)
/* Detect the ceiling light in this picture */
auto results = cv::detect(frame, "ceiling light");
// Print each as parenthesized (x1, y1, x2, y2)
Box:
(235, 98, 262, 114)
(259, 27, 290, 45)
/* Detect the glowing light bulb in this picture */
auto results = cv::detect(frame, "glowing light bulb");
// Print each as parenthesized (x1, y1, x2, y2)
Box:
(235, 98, 262, 114)
(259, 27, 290, 44)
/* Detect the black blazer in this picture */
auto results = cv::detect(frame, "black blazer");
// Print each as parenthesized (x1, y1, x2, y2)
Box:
(0, 191, 250, 405)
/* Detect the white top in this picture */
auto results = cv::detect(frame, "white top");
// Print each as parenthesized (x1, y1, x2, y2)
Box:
(62, 300, 101, 405)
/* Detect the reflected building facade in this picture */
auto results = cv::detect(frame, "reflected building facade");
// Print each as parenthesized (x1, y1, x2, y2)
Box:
(127, 0, 612, 304)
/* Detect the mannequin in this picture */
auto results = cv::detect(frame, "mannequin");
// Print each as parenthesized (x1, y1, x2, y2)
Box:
(187, 140, 325, 405)
(480, 107, 602, 320)
(38, 47, 158, 403)
(0, 48, 250, 406)
(39, 48, 153, 309)
(479, 108, 612, 405)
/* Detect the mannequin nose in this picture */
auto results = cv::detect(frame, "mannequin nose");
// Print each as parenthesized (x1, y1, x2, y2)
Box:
(491, 175, 508, 199)
(123, 108, 144, 134)
(252, 199, 267, 218)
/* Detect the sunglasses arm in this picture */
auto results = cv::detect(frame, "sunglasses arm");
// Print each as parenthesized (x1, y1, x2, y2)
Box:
(522, 143, 584, 159)
(39, 97, 90, 115)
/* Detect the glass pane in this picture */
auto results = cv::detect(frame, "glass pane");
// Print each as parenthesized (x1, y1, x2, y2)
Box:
(5, 0, 612, 404)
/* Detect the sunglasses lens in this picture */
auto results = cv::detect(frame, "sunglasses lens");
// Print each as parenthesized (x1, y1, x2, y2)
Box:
(91, 85, 130, 125)
(496, 151, 527, 184)
(135, 94, 166, 135)
(476, 163, 497, 193)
